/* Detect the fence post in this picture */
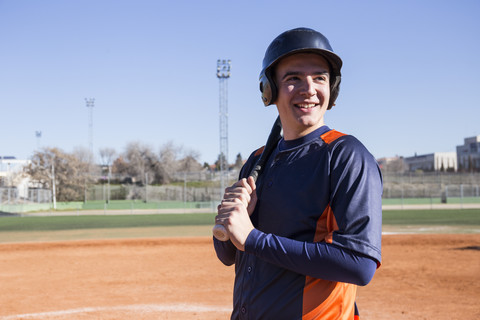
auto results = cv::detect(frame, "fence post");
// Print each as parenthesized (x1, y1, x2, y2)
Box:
(460, 184, 464, 209)
(184, 172, 187, 210)
(401, 185, 404, 209)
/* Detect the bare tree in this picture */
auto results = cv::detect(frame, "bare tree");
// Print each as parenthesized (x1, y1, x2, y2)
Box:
(113, 141, 201, 185)
(157, 141, 180, 184)
(99, 147, 116, 168)
(27, 147, 95, 202)
(121, 142, 160, 185)
(177, 148, 202, 172)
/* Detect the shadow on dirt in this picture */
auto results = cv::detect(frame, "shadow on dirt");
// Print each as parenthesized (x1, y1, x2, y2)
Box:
(455, 246, 480, 251)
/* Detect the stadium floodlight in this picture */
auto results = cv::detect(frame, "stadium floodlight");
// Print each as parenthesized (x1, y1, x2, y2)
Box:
(85, 98, 95, 161)
(216, 59, 231, 198)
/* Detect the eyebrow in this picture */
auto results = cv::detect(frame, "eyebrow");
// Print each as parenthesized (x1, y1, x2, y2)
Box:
(280, 70, 329, 81)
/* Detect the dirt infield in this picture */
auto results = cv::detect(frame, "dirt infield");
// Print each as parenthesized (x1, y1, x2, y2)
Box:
(1, 234, 479, 320)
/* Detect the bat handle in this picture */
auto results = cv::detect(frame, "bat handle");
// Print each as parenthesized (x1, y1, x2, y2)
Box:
(212, 224, 230, 241)
(249, 164, 261, 183)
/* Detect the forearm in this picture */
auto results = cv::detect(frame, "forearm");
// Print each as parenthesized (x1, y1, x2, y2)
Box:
(245, 229, 377, 286)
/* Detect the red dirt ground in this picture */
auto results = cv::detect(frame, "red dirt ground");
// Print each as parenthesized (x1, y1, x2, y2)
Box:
(0, 234, 479, 320)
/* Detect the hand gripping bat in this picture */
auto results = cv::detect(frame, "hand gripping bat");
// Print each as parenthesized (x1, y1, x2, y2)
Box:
(213, 116, 283, 241)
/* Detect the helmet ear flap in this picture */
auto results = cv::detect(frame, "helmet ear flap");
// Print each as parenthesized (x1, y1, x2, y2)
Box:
(328, 75, 341, 110)
(260, 73, 276, 106)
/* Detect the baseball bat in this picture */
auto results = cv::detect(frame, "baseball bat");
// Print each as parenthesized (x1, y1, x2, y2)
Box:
(213, 116, 283, 241)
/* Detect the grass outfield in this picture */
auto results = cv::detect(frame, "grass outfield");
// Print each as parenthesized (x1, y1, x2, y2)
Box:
(0, 213, 216, 232)
(1, 209, 479, 232)
(382, 209, 480, 225)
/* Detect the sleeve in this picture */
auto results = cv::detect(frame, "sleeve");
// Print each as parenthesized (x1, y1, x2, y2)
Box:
(243, 135, 382, 284)
(213, 237, 237, 266)
(328, 136, 383, 264)
(245, 229, 377, 286)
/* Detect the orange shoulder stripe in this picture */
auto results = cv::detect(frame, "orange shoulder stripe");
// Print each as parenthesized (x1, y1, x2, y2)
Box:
(320, 130, 346, 144)
(254, 146, 265, 157)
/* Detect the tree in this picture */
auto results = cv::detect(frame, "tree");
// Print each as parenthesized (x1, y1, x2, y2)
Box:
(121, 142, 160, 185)
(234, 153, 243, 170)
(26, 147, 95, 202)
(215, 153, 228, 171)
(111, 156, 129, 181)
(157, 141, 181, 184)
(99, 147, 116, 169)
(177, 148, 202, 172)
(112, 141, 201, 185)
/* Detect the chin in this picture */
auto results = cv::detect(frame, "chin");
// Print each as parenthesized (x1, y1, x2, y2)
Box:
(296, 115, 323, 128)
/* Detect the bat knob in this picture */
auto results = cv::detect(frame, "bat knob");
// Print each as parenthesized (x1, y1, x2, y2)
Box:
(212, 224, 230, 241)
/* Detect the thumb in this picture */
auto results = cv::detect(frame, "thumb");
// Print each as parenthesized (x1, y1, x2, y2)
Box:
(246, 176, 257, 215)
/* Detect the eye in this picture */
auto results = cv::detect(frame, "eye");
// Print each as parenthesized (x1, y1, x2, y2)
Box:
(314, 75, 328, 82)
(284, 75, 300, 82)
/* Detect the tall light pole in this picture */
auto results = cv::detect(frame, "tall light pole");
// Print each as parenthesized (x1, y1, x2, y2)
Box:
(85, 98, 95, 160)
(35, 131, 42, 150)
(217, 59, 231, 197)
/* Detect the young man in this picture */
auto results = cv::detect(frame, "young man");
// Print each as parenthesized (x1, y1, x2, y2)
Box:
(213, 27, 383, 320)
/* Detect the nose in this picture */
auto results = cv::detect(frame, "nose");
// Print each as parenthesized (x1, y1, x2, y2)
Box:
(300, 77, 316, 97)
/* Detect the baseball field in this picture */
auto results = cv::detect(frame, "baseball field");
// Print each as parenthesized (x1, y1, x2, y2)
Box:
(0, 209, 479, 320)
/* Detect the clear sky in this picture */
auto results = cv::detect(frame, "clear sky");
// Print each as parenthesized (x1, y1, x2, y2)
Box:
(1, 0, 479, 165)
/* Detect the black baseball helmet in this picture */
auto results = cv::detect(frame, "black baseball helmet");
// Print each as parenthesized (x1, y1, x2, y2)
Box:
(259, 27, 343, 109)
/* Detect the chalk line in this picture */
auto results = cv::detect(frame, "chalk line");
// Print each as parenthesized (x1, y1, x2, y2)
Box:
(1, 303, 232, 319)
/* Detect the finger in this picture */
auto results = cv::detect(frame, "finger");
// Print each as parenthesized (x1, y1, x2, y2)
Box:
(223, 190, 250, 208)
(238, 178, 253, 194)
(247, 176, 257, 192)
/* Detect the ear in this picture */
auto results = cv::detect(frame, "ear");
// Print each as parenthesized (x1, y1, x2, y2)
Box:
(328, 75, 341, 110)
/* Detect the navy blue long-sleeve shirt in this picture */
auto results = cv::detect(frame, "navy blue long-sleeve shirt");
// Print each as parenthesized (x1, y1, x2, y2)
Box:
(214, 126, 383, 319)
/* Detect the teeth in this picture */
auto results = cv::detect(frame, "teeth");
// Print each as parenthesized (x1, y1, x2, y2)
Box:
(296, 104, 316, 109)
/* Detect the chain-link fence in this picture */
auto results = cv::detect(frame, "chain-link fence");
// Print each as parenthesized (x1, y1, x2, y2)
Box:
(382, 172, 480, 205)
(2, 171, 480, 214)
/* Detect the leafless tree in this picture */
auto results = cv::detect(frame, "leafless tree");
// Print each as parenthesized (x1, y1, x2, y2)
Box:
(177, 148, 202, 172)
(26, 147, 95, 201)
(99, 147, 116, 168)
(157, 141, 181, 184)
(111, 141, 201, 185)
(120, 142, 160, 185)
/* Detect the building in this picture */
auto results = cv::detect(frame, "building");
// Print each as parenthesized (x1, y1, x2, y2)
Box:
(457, 135, 480, 172)
(377, 156, 406, 173)
(0, 157, 30, 183)
(0, 156, 31, 201)
(404, 152, 457, 172)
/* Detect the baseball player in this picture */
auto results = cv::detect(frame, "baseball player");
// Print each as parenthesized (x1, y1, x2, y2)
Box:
(213, 27, 382, 320)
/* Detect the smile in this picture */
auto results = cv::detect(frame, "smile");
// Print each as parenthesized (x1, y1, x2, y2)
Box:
(295, 103, 318, 109)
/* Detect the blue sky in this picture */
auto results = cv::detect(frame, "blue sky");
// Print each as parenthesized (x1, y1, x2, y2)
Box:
(1, 0, 479, 164)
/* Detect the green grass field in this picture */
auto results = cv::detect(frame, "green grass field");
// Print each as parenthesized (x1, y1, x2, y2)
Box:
(382, 209, 480, 225)
(1, 209, 479, 232)
(0, 200, 214, 214)
(0, 208, 478, 243)
(0, 213, 216, 232)
(2, 196, 480, 214)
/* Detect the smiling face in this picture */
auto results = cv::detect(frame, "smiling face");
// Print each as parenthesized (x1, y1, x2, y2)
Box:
(273, 53, 331, 140)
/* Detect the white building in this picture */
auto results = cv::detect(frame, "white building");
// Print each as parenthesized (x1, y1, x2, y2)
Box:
(0, 157, 30, 181)
(456, 135, 480, 172)
(404, 152, 457, 172)
(0, 157, 31, 199)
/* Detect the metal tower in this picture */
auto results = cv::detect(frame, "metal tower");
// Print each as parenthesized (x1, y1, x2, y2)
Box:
(217, 59, 231, 194)
(35, 131, 42, 150)
(85, 98, 95, 159)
